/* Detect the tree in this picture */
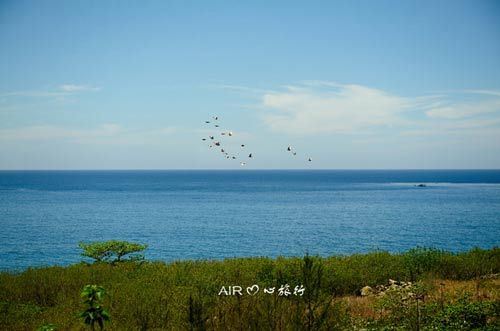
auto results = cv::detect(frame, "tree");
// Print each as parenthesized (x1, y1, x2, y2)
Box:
(80, 285, 110, 331)
(78, 240, 148, 264)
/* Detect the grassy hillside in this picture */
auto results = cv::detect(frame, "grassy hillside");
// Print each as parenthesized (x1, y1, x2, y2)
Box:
(1, 247, 499, 330)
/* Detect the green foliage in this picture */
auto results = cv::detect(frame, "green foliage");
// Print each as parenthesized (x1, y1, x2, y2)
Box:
(80, 285, 110, 331)
(79, 240, 147, 264)
(37, 323, 57, 331)
(0, 247, 498, 330)
(427, 294, 497, 330)
(403, 247, 448, 281)
(187, 295, 206, 331)
(376, 281, 429, 330)
(301, 254, 329, 330)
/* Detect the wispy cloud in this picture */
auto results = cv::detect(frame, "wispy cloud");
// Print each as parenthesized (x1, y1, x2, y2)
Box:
(208, 83, 270, 94)
(464, 89, 500, 97)
(59, 84, 100, 92)
(0, 124, 123, 141)
(0, 124, 179, 145)
(0, 84, 100, 99)
(260, 82, 413, 134)
(0, 90, 68, 98)
(425, 99, 500, 119)
(255, 81, 500, 135)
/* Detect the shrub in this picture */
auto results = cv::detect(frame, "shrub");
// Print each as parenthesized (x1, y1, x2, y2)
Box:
(78, 240, 148, 264)
(187, 295, 206, 331)
(80, 285, 110, 331)
(403, 247, 448, 281)
(427, 294, 496, 330)
(375, 281, 428, 330)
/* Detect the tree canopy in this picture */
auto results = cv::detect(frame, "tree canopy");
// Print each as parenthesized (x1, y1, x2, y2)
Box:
(78, 240, 147, 263)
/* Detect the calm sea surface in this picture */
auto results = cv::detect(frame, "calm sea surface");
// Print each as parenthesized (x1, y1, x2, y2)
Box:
(0, 170, 499, 270)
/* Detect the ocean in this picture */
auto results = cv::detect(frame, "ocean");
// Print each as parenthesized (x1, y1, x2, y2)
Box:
(0, 170, 499, 270)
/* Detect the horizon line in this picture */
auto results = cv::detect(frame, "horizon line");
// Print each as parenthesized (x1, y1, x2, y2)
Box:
(1, 168, 499, 171)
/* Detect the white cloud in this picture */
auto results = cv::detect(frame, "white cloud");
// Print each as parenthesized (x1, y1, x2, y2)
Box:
(402, 118, 500, 136)
(464, 89, 500, 97)
(0, 91, 68, 98)
(261, 82, 414, 134)
(0, 84, 100, 99)
(208, 83, 269, 94)
(0, 124, 123, 141)
(59, 84, 100, 92)
(0, 124, 179, 145)
(258, 82, 500, 135)
(426, 99, 500, 119)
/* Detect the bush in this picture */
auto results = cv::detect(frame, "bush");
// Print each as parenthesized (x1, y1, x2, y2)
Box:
(428, 294, 497, 330)
(80, 285, 110, 331)
(403, 247, 448, 281)
(79, 240, 148, 264)
(0, 247, 498, 330)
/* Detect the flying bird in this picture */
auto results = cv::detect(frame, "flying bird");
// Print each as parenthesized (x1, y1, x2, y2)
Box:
(202, 115, 314, 168)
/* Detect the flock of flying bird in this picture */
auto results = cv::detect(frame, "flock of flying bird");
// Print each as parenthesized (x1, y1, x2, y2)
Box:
(202, 116, 312, 166)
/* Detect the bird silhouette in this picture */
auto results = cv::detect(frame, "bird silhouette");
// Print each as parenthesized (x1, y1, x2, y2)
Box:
(202, 115, 314, 167)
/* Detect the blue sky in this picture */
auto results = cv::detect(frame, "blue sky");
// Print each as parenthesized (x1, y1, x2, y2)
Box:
(1, 0, 499, 169)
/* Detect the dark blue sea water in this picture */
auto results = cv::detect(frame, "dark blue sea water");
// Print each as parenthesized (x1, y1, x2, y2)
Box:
(0, 170, 499, 270)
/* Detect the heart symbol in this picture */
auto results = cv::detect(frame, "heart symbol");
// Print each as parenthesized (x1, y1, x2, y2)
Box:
(246, 284, 259, 296)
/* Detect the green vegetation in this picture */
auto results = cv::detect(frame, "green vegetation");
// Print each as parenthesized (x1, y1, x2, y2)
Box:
(79, 240, 148, 264)
(80, 285, 110, 331)
(0, 247, 498, 330)
(37, 323, 57, 331)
